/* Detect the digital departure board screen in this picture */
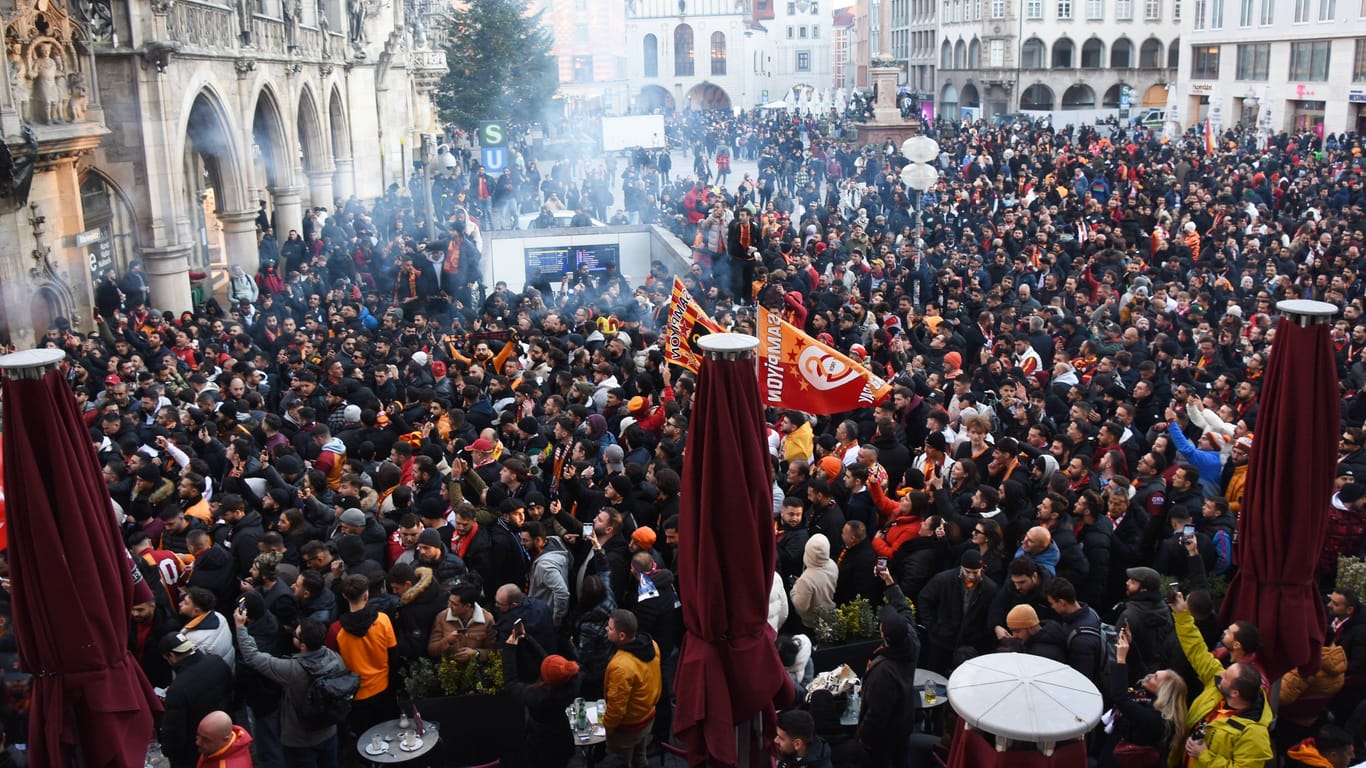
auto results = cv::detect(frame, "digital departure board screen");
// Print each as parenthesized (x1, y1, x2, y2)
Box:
(524, 243, 620, 286)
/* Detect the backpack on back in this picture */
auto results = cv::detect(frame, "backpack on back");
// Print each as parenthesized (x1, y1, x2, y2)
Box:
(297, 666, 361, 729)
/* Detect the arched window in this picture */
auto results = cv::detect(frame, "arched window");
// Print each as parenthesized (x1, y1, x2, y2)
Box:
(1102, 83, 1123, 107)
(1081, 38, 1104, 68)
(942, 40, 953, 69)
(1052, 37, 1075, 68)
(1168, 37, 1179, 68)
(1110, 37, 1133, 68)
(710, 31, 727, 75)
(1061, 83, 1096, 108)
(1020, 84, 1054, 110)
(1139, 38, 1162, 68)
(968, 38, 981, 67)
(1021, 38, 1046, 69)
(954, 39, 966, 68)
(644, 34, 658, 77)
(674, 24, 695, 76)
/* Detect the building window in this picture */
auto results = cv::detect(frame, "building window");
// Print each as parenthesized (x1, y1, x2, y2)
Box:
(1139, 37, 1162, 66)
(1110, 37, 1132, 65)
(575, 24, 589, 43)
(990, 38, 1005, 64)
(1210, 0, 1224, 25)
(1239, 0, 1254, 23)
(1354, 38, 1366, 80)
(1144, 0, 1160, 18)
(1027, 0, 1042, 16)
(710, 31, 727, 74)
(1294, 0, 1310, 20)
(796, 50, 811, 70)
(993, 0, 1006, 16)
(1319, 0, 1335, 18)
(788, 1, 796, 11)
(813, 24, 820, 36)
(975, 0, 984, 17)
(1289, 39, 1331, 78)
(1117, 0, 1133, 16)
(643, 34, 658, 77)
(787, 25, 794, 37)
(1193, 0, 1206, 27)
(1088, 0, 1104, 17)
(674, 23, 694, 76)
(1057, 0, 1072, 17)
(800, 25, 808, 36)
(1052, 37, 1075, 67)
(1235, 42, 1269, 78)
(1173, 0, 1180, 18)
(1191, 44, 1220, 77)
(572, 55, 593, 83)
(1022, 37, 1046, 66)
(1261, 0, 1274, 20)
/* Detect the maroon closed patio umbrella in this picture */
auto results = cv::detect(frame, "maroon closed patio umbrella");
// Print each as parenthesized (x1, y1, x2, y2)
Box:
(1218, 300, 1338, 681)
(674, 334, 793, 767)
(1, 349, 160, 767)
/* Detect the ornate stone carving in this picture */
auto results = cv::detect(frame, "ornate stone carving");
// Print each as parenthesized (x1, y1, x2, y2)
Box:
(142, 40, 180, 73)
(234, 57, 257, 77)
(284, 60, 302, 75)
(0, 126, 40, 213)
(319, 62, 333, 77)
(151, 0, 175, 15)
(347, 0, 368, 43)
(4, 0, 91, 124)
(168, 3, 237, 51)
(71, 0, 114, 44)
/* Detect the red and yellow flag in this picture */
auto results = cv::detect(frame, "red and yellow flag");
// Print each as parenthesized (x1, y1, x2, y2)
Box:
(663, 277, 725, 372)
(756, 307, 892, 415)
(1204, 118, 1215, 155)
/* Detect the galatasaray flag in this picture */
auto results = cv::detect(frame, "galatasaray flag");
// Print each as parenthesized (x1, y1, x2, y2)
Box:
(663, 277, 725, 372)
(756, 307, 892, 415)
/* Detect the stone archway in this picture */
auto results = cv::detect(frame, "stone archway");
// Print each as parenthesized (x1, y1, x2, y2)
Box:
(251, 85, 301, 237)
(638, 85, 675, 113)
(684, 82, 731, 112)
(297, 85, 332, 212)
(328, 85, 355, 203)
(184, 88, 250, 282)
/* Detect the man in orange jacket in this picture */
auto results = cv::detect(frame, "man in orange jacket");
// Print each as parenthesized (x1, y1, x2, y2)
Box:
(194, 711, 254, 768)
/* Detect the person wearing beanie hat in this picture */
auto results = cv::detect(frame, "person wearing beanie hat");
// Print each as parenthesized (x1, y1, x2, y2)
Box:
(630, 526, 656, 553)
(415, 527, 468, 589)
(499, 616, 580, 768)
(916, 545, 996, 673)
(1006, 603, 1040, 632)
(857, 564, 920, 763)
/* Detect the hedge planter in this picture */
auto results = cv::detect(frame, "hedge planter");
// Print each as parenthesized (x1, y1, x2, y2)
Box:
(810, 638, 881, 675)
(412, 692, 520, 765)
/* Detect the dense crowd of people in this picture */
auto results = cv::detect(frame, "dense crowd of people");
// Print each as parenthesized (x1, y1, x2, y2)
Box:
(14, 107, 1366, 768)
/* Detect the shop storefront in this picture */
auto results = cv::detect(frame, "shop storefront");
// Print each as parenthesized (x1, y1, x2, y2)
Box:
(1350, 89, 1366, 134)
(1289, 99, 1325, 135)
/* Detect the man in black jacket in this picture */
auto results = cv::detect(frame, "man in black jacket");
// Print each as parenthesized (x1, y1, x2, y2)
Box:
(219, 493, 264, 578)
(388, 563, 447, 662)
(776, 498, 811, 589)
(857, 568, 919, 768)
(1039, 577, 1105, 679)
(834, 521, 881, 605)
(485, 499, 532, 595)
(158, 634, 233, 768)
(916, 550, 998, 673)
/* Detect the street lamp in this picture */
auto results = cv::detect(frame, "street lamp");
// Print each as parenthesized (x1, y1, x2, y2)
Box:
(899, 135, 940, 307)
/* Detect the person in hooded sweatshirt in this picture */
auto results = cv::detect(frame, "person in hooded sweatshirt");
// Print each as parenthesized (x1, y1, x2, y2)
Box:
(857, 566, 920, 768)
(602, 609, 661, 768)
(790, 534, 839, 631)
(332, 574, 397, 734)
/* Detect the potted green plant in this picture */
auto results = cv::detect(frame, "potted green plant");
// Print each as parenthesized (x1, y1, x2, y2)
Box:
(400, 654, 516, 765)
(809, 597, 891, 674)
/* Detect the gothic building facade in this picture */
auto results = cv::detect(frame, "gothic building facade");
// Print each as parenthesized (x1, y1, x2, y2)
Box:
(0, 0, 445, 345)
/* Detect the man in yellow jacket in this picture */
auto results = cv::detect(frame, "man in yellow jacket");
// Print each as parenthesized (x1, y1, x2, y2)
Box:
(1172, 591, 1273, 767)
(603, 609, 662, 768)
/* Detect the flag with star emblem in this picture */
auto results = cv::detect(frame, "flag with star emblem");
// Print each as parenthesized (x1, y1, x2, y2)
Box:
(663, 277, 725, 372)
(756, 307, 892, 414)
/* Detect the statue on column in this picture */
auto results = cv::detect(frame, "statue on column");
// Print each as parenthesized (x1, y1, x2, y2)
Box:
(318, 1, 333, 58)
(66, 72, 87, 121)
(348, 0, 368, 43)
(30, 42, 64, 124)
(283, 0, 300, 49)
(9, 44, 28, 122)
